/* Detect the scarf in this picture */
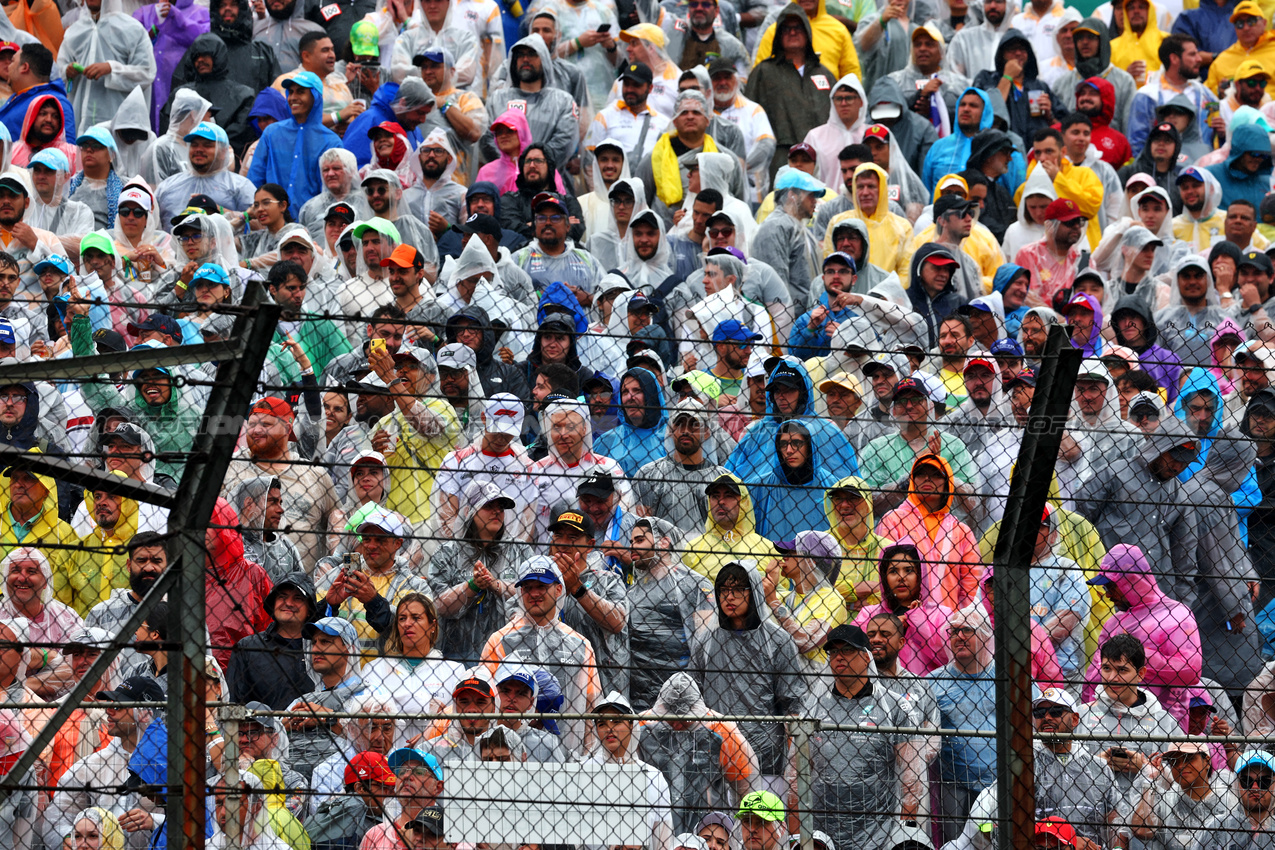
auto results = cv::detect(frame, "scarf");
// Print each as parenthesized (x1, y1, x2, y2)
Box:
(67, 167, 122, 229)
(650, 132, 718, 208)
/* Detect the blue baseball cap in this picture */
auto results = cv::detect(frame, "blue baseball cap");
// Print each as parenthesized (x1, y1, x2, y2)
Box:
(1175, 166, 1207, 185)
(822, 251, 857, 273)
(1086, 574, 1113, 586)
(75, 126, 117, 152)
(712, 319, 763, 344)
(495, 665, 539, 695)
(127, 339, 172, 379)
(301, 616, 358, 646)
(774, 168, 824, 194)
(990, 338, 1024, 358)
(386, 747, 444, 780)
(515, 560, 561, 587)
(183, 121, 224, 144)
(190, 263, 229, 289)
(28, 148, 69, 172)
(283, 70, 324, 94)
(413, 49, 445, 65)
(33, 255, 72, 277)
(1238, 750, 1275, 774)
(127, 315, 183, 344)
(0, 317, 14, 345)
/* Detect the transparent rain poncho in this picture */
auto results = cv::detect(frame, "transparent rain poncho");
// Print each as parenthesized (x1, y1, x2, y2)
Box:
(619, 209, 674, 291)
(590, 176, 647, 273)
(445, 236, 534, 358)
(298, 148, 373, 241)
(26, 148, 94, 238)
(56, 0, 158, 128)
(142, 89, 212, 187)
(109, 179, 175, 273)
(105, 86, 155, 182)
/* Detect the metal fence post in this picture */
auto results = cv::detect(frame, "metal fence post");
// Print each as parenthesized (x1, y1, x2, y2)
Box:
(791, 718, 818, 850)
(219, 703, 248, 850)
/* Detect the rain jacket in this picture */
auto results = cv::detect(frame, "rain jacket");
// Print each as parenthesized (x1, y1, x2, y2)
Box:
(1157, 292, 1229, 404)
(822, 162, 915, 286)
(593, 367, 669, 476)
(1109, 294, 1183, 402)
(55, 0, 157, 129)
(865, 77, 937, 174)
(1071, 73, 1135, 165)
(972, 29, 1061, 141)
(10, 93, 79, 171)
(875, 453, 982, 612)
(205, 498, 274, 667)
(161, 33, 257, 155)
(690, 564, 806, 774)
(751, 187, 821, 308)
(633, 406, 729, 534)
(921, 86, 993, 192)
(754, 0, 861, 80)
(804, 74, 868, 187)
(1075, 419, 1200, 606)
(1081, 543, 1202, 726)
(0, 80, 75, 144)
(481, 34, 580, 171)
(682, 473, 780, 582)
(128, 720, 215, 848)
(752, 422, 841, 542)
(1172, 164, 1226, 250)
(743, 4, 838, 148)
(428, 510, 522, 665)
(65, 479, 140, 616)
(1128, 77, 1217, 160)
(175, 0, 279, 94)
(948, 2, 1018, 79)
(853, 540, 952, 673)
(443, 305, 530, 402)
(905, 242, 968, 346)
(342, 81, 422, 168)
(134, 0, 208, 131)
(0, 457, 75, 596)
(252, 0, 324, 69)
(724, 358, 859, 485)
(107, 87, 156, 182)
(225, 572, 317, 710)
(821, 474, 892, 608)
(1054, 18, 1137, 138)
(1118, 121, 1183, 212)
(1204, 124, 1273, 211)
(788, 287, 867, 360)
(249, 74, 344, 211)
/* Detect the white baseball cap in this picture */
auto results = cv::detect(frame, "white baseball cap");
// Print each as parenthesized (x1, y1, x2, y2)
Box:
(437, 341, 477, 372)
(484, 392, 524, 437)
(355, 505, 407, 538)
(1032, 687, 1079, 713)
(118, 187, 152, 211)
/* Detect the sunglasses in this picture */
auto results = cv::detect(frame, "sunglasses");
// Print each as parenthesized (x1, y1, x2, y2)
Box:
(1241, 772, 1274, 789)
(1031, 706, 1069, 720)
(708, 226, 735, 237)
(117, 207, 148, 219)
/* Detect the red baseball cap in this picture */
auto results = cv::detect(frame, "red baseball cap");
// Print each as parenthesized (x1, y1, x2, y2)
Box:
(964, 356, 996, 375)
(1044, 198, 1086, 223)
(863, 124, 890, 143)
(453, 676, 493, 698)
(1035, 817, 1076, 847)
(787, 142, 816, 160)
(250, 396, 295, 423)
(344, 751, 398, 786)
(1064, 292, 1095, 314)
(0, 42, 18, 54)
(368, 120, 406, 139)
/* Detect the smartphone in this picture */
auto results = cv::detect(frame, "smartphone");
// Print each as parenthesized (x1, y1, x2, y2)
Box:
(341, 553, 354, 579)
(369, 337, 387, 357)
(597, 23, 611, 32)
(1109, 747, 1129, 758)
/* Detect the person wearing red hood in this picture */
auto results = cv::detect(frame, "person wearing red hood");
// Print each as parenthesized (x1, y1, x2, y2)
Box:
(1081, 543, 1203, 728)
(9, 94, 77, 171)
(1066, 77, 1132, 168)
(205, 496, 274, 667)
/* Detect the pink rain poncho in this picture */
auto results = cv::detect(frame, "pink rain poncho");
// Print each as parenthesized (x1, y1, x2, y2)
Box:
(476, 108, 566, 195)
(852, 540, 952, 675)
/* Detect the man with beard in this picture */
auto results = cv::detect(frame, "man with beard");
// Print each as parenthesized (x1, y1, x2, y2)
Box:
(586, 62, 669, 161)
(1128, 34, 1217, 157)
(163, 33, 258, 156)
(1053, 19, 1137, 137)
(267, 259, 352, 379)
(0, 172, 63, 297)
(930, 196, 984, 304)
(1221, 58, 1269, 122)
(83, 532, 169, 675)
(523, 12, 590, 126)
(945, 354, 1013, 461)
(1155, 257, 1228, 366)
(482, 34, 579, 172)
(1014, 199, 1089, 305)
(922, 88, 993, 192)
(500, 148, 586, 244)
(253, 0, 325, 69)
(666, 0, 748, 72)
(360, 170, 438, 268)
(935, 314, 976, 408)
(510, 192, 601, 294)
(154, 122, 256, 225)
(635, 400, 729, 533)
(1197, 751, 1275, 850)
(226, 572, 319, 710)
(402, 128, 467, 239)
(708, 58, 774, 206)
(176, 0, 280, 94)
(0, 45, 77, 143)
(636, 90, 727, 225)
(1069, 77, 1133, 169)
(947, 0, 1015, 79)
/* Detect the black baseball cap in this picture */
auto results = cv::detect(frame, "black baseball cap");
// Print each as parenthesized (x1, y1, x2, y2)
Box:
(577, 471, 616, 498)
(97, 676, 165, 702)
(532, 191, 570, 214)
(453, 213, 502, 239)
(101, 423, 145, 448)
(1240, 250, 1274, 275)
(619, 61, 653, 85)
(324, 202, 356, 224)
(627, 293, 658, 315)
(707, 56, 735, 77)
(93, 328, 127, 354)
(824, 624, 870, 652)
(705, 473, 741, 497)
(548, 507, 596, 537)
(409, 806, 445, 837)
(934, 194, 973, 219)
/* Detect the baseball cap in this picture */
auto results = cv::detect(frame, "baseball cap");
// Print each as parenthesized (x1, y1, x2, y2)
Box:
(483, 393, 524, 437)
(79, 232, 116, 257)
(96, 676, 165, 703)
(344, 751, 397, 786)
(191, 263, 229, 289)
(387, 747, 444, 776)
(1149, 121, 1177, 140)
(737, 791, 785, 823)
(1064, 292, 1096, 316)
(863, 125, 891, 146)
(934, 194, 973, 220)
(1163, 741, 1211, 756)
(302, 616, 357, 645)
(595, 690, 634, 714)
(380, 244, 423, 270)
(619, 22, 667, 46)
(0, 317, 16, 347)
(1006, 367, 1037, 389)
(1044, 198, 1086, 222)
(532, 191, 569, 213)
(577, 471, 616, 499)
(464, 481, 516, 516)
(436, 341, 477, 372)
(0, 42, 17, 54)
(628, 293, 659, 316)
(1238, 750, 1275, 773)
(823, 624, 870, 652)
(349, 20, 380, 56)
(706, 473, 741, 497)
(619, 61, 654, 85)
(324, 202, 356, 224)
(1231, 0, 1264, 20)
(963, 355, 996, 376)
(412, 49, 446, 66)
(712, 319, 763, 344)
(452, 212, 502, 239)
(862, 352, 907, 379)
(368, 120, 407, 141)
(774, 168, 824, 194)
(28, 148, 69, 173)
(787, 142, 816, 161)
(356, 505, 408, 538)
(282, 70, 324, 95)
(183, 121, 221, 143)
(822, 251, 857, 272)
(1035, 817, 1076, 847)
(393, 343, 434, 368)
(408, 806, 445, 837)
(0, 173, 27, 197)
(100, 423, 145, 447)
(1176, 166, 1207, 185)
(922, 248, 958, 268)
(76, 126, 117, 152)
(991, 338, 1025, 358)
(33, 256, 73, 277)
(707, 55, 735, 76)
(1188, 695, 1218, 713)
(818, 371, 862, 396)
(126, 314, 182, 343)
(548, 507, 596, 537)
(1239, 250, 1274, 275)
(870, 100, 902, 121)
(93, 328, 128, 353)
(891, 376, 928, 401)
(250, 396, 295, 423)
(64, 626, 112, 653)
(117, 186, 152, 211)
(515, 559, 563, 587)
(1032, 687, 1078, 713)
(911, 19, 944, 42)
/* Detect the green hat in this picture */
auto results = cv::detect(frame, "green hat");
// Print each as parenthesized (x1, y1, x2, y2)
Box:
(350, 20, 380, 57)
(352, 217, 402, 244)
(737, 791, 784, 823)
(79, 232, 116, 257)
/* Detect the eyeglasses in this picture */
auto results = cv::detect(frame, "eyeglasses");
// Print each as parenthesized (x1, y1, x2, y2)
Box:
(1235, 15, 1265, 28)
(708, 226, 735, 237)
(534, 213, 565, 224)
(1031, 706, 1069, 720)
(948, 626, 977, 637)
(117, 207, 147, 219)
(777, 438, 808, 451)
(176, 233, 204, 244)
(1241, 772, 1274, 789)
(832, 93, 861, 104)
(0, 391, 25, 404)
(523, 157, 548, 166)
(237, 727, 270, 740)
(719, 586, 748, 598)
(252, 198, 280, 207)
(364, 185, 390, 196)
(396, 766, 437, 778)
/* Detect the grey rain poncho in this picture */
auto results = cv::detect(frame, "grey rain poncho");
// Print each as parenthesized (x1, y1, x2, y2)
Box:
(252, 0, 324, 70)
(56, 0, 157, 128)
(232, 475, 305, 584)
(750, 174, 820, 308)
(142, 89, 211, 187)
(297, 148, 374, 241)
(481, 34, 579, 169)
(634, 402, 729, 533)
(104, 86, 156, 182)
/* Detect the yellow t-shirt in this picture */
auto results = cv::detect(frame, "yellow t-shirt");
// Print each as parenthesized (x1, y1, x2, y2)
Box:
(787, 584, 849, 666)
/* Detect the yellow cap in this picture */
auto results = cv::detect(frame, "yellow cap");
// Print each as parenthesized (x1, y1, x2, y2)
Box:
(1230, 0, 1266, 22)
(619, 23, 666, 48)
(1235, 58, 1269, 80)
(911, 20, 945, 44)
(819, 372, 864, 396)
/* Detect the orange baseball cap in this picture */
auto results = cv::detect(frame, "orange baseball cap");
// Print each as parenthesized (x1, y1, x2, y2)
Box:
(380, 244, 422, 269)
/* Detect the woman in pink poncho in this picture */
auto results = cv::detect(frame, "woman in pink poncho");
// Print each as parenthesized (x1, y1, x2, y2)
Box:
(852, 540, 952, 674)
(476, 108, 566, 195)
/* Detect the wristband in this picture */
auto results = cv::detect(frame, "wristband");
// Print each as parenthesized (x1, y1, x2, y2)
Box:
(574, 37, 583, 52)
(467, 577, 480, 592)
(1002, 74, 1013, 82)
(571, 584, 588, 599)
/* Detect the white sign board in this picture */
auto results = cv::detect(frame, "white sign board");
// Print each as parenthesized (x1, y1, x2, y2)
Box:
(444, 762, 651, 845)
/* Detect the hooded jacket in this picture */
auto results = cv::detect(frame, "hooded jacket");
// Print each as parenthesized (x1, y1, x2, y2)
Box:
(1205, 123, 1273, 211)
(752, 422, 841, 541)
(444, 305, 530, 403)
(921, 86, 994, 192)
(972, 29, 1061, 141)
(55, 0, 157, 129)
(225, 571, 317, 709)
(1118, 120, 1183, 211)
(500, 146, 588, 244)
(1073, 74, 1135, 167)
(523, 307, 597, 392)
(205, 498, 275, 667)
(1081, 544, 1202, 726)
(174, 0, 279, 94)
(743, 5, 838, 148)
(866, 77, 938, 175)
(906, 243, 967, 347)
(723, 358, 859, 485)
(875, 453, 982, 612)
(852, 540, 952, 673)
(690, 563, 806, 774)
(0, 456, 76, 597)
(127, 719, 214, 847)
(342, 81, 423, 169)
(1109, 294, 1183, 402)
(754, 0, 862, 80)
(992, 262, 1032, 337)
(1054, 18, 1137, 137)
(824, 162, 915, 285)
(134, 0, 208, 132)
(10, 93, 78, 171)
(683, 473, 780, 582)
(482, 34, 579, 171)
(65, 480, 141, 617)
(161, 33, 257, 155)
(593, 367, 669, 476)
(248, 74, 343, 210)
(965, 130, 1018, 242)
(0, 79, 75, 145)
(805, 74, 868, 187)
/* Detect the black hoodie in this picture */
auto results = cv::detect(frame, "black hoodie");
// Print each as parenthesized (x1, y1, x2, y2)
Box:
(498, 147, 586, 244)
(1118, 123, 1184, 214)
(173, 0, 281, 96)
(445, 305, 531, 404)
(225, 571, 318, 710)
(162, 34, 258, 155)
(973, 29, 1065, 141)
(965, 130, 1017, 241)
(906, 243, 966, 345)
(522, 315, 596, 391)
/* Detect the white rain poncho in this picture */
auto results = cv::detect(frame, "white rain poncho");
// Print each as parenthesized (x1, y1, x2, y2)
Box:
(402, 128, 467, 226)
(583, 698, 675, 850)
(671, 152, 757, 247)
(581, 138, 632, 239)
(532, 400, 633, 540)
(66, 132, 120, 231)
(680, 251, 772, 369)
(25, 149, 95, 238)
(587, 273, 634, 377)
(619, 208, 674, 291)
(0, 122, 11, 172)
(56, 0, 157, 129)
(141, 89, 211, 187)
(105, 86, 155, 182)
(1176, 168, 1224, 251)
(1095, 223, 1172, 316)
(109, 179, 176, 276)
(359, 169, 440, 274)
(1158, 255, 1226, 370)
(805, 74, 869, 187)
(297, 149, 374, 241)
(589, 176, 647, 273)
(1000, 164, 1056, 262)
(0, 548, 85, 652)
(443, 236, 534, 359)
(386, 0, 482, 90)
(252, 0, 324, 69)
(153, 123, 256, 226)
(72, 421, 169, 537)
(309, 689, 406, 814)
(475, 724, 529, 761)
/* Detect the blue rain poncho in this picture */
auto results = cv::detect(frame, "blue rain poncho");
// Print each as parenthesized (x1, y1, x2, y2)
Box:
(247, 71, 343, 210)
(593, 366, 669, 477)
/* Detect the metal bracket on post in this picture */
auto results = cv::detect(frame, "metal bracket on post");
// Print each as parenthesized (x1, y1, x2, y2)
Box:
(217, 704, 248, 850)
(791, 718, 819, 850)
